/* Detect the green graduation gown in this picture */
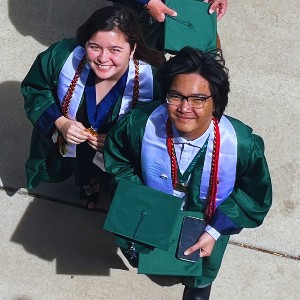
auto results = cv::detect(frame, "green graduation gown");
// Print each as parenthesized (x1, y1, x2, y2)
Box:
(21, 38, 162, 190)
(104, 102, 272, 287)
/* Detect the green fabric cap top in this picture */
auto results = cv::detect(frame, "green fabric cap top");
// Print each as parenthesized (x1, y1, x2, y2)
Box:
(138, 211, 203, 276)
(103, 179, 183, 251)
(164, 0, 217, 53)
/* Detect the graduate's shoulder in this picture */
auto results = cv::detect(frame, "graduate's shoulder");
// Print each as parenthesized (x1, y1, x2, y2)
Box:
(111, 101, 162, 138)
(225, 115, 265, 154)
(38, 38, 79, 62)
(225, 115, 256, 137)
(129, 100, 162, 123)
(46, 38, 78, 52)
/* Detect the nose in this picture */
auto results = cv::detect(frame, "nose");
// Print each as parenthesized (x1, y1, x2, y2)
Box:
(97, 49, 109, 62)
(177, 99, 191, 112)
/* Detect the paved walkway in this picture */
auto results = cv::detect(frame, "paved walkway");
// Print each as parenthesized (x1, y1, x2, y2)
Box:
(0, 0, 299, 299)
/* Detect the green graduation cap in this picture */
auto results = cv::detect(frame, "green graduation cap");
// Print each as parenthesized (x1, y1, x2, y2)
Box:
(138, 211, 204, 276)
(164, 0, 217, 53)
(103, 179, 183, 251)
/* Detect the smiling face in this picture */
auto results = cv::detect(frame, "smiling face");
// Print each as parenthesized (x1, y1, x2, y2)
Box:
(85, 29, 135, 82)
(167, 73, 214, 141)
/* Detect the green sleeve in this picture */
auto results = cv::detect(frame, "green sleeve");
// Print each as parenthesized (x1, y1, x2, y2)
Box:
(104, 101, 160, 254)
(209, 118, 272, 234)
(21, 38, 77, 124)
(104, 102, 160, 191)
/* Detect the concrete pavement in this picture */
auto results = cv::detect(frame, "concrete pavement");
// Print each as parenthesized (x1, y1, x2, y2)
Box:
(0, 0, 299, 299)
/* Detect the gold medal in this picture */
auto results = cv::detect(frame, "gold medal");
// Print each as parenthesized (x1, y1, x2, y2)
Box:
(86, 127, 98, 137)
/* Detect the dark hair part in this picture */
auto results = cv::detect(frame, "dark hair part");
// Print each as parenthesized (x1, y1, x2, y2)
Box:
(76, 6, 165, 67)
(158, 47, 230, 120)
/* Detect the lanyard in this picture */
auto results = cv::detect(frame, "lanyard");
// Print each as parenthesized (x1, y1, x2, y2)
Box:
(175, 138, 209, 192)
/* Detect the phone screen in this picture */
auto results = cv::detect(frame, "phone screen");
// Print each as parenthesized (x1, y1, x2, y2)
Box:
(177, 216, 205, 262)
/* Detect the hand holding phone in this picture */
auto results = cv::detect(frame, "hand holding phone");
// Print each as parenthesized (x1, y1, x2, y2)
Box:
(177, 216, 205, 262)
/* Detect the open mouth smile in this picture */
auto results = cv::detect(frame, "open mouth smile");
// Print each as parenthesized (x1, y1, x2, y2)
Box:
(95, 64, 113, 70)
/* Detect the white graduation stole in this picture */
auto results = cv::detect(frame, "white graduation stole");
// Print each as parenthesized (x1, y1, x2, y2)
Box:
(118, 59, 154, 119)
(141, 105, 237, 208)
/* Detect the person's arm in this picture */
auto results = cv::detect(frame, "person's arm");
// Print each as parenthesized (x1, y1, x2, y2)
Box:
(145, 0, 227, 22)
(208, 133, 272, 235)
(145, 0, 177, 22)
(204, 0, 228, 20)
(184, 131, 272, 257)
(198, 131, 271, 242)
(21, 43, 62, 138)
(21, 40, 92, 143)
(104, 112, 144, 191)
(105, 101, 160, 190)
(184, 231, 216, 258)
(34, 103, 63, 138)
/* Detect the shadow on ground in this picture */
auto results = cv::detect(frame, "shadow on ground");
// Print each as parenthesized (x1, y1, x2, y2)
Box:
(0, 78, 112, 209)
(8, 0, 113, 46)
(11, 198, 127, 275)
(0, 79, 123, 276)
(0, 81, 30, 195)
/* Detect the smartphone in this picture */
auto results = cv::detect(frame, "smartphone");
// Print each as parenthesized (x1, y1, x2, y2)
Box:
(177, 216, 205, 262)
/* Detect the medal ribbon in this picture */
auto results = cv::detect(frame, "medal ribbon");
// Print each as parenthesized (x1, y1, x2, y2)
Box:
(175, 138, 209, 191)
(166, 117, 220, 222)
(84, 70, 128, 131)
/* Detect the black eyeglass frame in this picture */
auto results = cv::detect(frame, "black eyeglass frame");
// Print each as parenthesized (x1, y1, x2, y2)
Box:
(165, 92, 212, 109)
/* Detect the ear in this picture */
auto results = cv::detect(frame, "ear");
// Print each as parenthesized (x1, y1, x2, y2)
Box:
(130, 43, 137, 59)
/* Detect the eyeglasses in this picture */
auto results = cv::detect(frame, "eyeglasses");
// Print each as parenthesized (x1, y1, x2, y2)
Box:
(166, 92, 211, 109)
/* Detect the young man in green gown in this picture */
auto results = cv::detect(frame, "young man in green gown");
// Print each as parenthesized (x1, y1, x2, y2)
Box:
(104, 47, 272, 300)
